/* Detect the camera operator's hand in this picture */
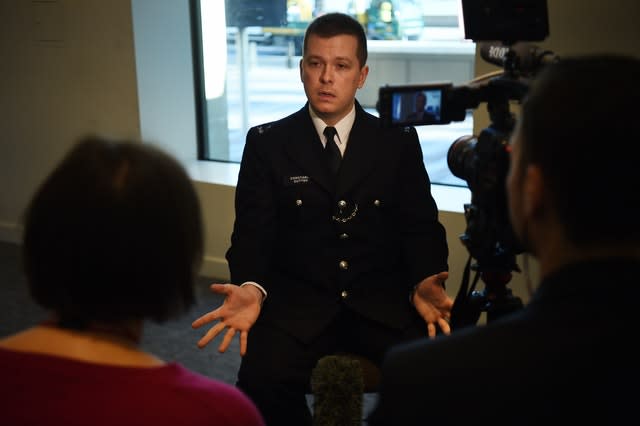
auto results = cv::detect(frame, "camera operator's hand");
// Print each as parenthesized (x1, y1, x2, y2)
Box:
(412, 272, 453, 338)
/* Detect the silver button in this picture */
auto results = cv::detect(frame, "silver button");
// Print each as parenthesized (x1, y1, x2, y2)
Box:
(374, 199, 381, 207)
(339, 233, 349, 240)
(339, 260, 349, 270)
(341, 290, 348, 299)
(338, 200, 347, 209)
(295, 199, 302, 206)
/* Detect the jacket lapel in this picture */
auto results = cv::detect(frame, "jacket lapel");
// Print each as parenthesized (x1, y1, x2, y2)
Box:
(336, 103, 381, 195)
(283, 105, 335, 194)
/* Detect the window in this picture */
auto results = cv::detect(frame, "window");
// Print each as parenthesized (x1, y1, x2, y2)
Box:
(191, 0, 474, 186)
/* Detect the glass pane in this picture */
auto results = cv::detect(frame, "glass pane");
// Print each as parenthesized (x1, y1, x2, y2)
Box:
(197, 0, 473, 186)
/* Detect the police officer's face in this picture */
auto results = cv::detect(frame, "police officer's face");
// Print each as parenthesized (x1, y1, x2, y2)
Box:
(300, 34, 369, 126)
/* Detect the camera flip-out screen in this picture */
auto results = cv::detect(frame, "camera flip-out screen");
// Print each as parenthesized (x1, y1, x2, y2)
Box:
(378, 83, 453, 128)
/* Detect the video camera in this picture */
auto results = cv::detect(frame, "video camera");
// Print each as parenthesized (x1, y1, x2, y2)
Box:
(377, 0, 556, 326)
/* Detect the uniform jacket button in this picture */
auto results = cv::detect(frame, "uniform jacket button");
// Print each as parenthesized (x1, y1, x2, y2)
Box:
(295, 199, 302, 206)
(339, 233, 349, 240)
(374, 199, 381, 207)
(338, 200, 347, 209)
(339, 260, 349, 270)
(341, 290, 348, 299)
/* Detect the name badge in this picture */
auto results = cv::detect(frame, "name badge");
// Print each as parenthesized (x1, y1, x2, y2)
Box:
(286, 175, 309, 186)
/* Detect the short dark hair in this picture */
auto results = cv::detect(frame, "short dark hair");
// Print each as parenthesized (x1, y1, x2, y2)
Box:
(518, 54, 640, 246)
(22, 136, 204, 328)
(303, 12, 368, 68)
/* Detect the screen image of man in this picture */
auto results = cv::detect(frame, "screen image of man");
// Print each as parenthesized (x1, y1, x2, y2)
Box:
(405, 91, 439, 123)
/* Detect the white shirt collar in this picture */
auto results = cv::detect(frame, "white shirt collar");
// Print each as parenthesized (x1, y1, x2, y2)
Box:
(309, 104, 356, 154)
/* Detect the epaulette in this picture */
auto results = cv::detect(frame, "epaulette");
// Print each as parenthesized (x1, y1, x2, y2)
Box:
(256, 123, 275, 134)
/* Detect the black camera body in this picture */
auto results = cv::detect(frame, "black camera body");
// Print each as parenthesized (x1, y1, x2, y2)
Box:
(377, 0, 551, 264)
(445, 75, 529, 268)
(376, 0, 553, 325)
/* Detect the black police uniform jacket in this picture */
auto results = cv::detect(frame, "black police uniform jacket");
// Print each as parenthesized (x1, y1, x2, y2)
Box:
(227, 101, 448, 344)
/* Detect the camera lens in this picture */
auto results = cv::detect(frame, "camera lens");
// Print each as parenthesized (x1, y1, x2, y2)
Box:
(447, 135, 477, 182)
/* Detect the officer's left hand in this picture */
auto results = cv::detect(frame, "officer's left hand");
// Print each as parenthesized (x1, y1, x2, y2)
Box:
(412, 271, 453, 338)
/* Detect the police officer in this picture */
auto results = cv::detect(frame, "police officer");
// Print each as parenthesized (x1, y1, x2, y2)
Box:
(193, 12, 450, 426)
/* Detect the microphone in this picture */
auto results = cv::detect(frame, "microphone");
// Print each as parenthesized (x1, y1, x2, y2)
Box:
(479, 41, 559, 75)
(311, 355, 363, 425)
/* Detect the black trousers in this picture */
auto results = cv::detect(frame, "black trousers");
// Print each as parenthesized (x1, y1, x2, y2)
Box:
(236, 307, 426, 426)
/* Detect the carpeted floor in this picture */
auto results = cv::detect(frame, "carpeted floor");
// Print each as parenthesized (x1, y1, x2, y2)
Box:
(0, 240, 377, 423)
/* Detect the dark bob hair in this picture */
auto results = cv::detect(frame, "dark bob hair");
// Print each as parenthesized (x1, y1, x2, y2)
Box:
(22, 136, 204, 328)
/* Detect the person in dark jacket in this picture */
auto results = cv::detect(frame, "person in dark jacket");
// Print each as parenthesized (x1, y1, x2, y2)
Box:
(368, 54, 640, 426)
(192, 12, 450, 425)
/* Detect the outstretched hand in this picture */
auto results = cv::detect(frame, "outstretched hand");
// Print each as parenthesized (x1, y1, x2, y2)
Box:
(191, 283, 262, 356)
(412, 271, 453, 338)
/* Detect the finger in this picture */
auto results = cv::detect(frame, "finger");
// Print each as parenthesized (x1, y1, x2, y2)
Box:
(438, 317, 451, 335)
(197, 322, 226, 349)
(239, 331, 248, 357)
(209, 283, 231, 295)
(442, 299, 454, 311)
(427, 322, 436, 339)
(437, 271, 449, 281)
(191, 309, 222, 328)
(218, 327, 237, 353)
(434, 272, 449, 288)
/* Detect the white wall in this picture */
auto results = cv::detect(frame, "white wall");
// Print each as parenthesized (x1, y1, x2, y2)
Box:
(1, 0, 639, 310)
(0, 0, 140, 242)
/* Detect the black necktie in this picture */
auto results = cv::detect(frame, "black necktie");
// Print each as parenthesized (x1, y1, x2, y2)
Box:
(323, 126, 341, 176)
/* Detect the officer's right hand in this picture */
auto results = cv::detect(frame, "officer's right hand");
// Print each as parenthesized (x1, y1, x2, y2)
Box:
(191, 283, 262, 356)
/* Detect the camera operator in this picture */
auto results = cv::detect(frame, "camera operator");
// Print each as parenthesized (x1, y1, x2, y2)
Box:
(368, 54, 640, 426)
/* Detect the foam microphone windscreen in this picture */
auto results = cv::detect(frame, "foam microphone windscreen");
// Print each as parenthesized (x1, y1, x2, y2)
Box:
(310, 355, 364, 426)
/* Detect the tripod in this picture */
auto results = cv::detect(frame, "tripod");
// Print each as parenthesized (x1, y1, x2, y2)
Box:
(450, 254, 523, 328)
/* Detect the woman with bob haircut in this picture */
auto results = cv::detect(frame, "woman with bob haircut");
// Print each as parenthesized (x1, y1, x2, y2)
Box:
(0, 136, 264, 426)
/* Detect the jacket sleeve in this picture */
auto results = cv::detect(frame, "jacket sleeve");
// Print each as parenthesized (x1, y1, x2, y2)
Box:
(225, 127, 277, 287)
